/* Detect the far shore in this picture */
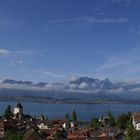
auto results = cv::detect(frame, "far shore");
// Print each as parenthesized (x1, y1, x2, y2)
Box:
(0, 95, 140, 105)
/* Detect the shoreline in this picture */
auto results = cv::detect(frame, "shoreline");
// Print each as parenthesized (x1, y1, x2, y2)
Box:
(0, 95, 140, 105)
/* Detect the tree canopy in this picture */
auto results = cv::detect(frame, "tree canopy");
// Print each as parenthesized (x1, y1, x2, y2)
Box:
(107, 111, 115, 127)
(72, 110, 77, 122)
(4, 105, 13, 119)
(116, 113, 131, 129)
(91, 117, 99, 128)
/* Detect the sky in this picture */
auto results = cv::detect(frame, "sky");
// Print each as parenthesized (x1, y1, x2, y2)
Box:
(0, 0, 140, 83)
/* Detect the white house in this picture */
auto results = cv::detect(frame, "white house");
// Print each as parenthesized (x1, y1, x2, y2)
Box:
(132, 112, 140, 130)
(62, 121, 75, 129)
(37, 123, 48, 130)
(70, 122, 75, 128)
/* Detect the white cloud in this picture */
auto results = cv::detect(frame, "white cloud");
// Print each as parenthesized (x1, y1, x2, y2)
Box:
(45, 83, 65, 91)
(9, 59, 24, 66)
(111, 0, 132, 5)
(38, 70, 66, 79)
(0, 21, 18, 26)
(24, 69, 66, 79)
(0, 83, 46, 91)
(65, 89, 92, 94)
(47, 17, 128, 24)
(0, 48, 9, 56)
(79, 82, 88, 89)
(99, 58, 132, 70)
(69, 76, 78, 82)
(98, 49, 139, 71)
(87, 18, 128, 23)
(129, 88, 140, 93)
(0, 21, 28, 27)
(97, 12, 105, 16)
(69, 84, 78, 89)
(115, 79, 140, 84)
(109, 87, 124, 94)
(93, 49, 140, 81)
(45, 84, 57, 91)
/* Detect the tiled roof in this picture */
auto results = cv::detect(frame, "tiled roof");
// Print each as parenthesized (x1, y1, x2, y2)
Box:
(132, 112, 140, 121)
(23, 128, 42, 140)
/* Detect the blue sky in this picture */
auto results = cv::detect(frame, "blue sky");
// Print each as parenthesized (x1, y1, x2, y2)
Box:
(0, 0, 140, 83)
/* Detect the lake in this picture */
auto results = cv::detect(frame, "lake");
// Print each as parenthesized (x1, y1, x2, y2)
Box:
(0, 102, 140, 121)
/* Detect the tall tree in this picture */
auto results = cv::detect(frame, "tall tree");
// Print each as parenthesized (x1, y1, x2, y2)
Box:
(72, 110, 77, 122)
(4, 105, 13, 119)
(91, 117, 99, 128)
(116, 113, 131, 129)
(107, 111, 115, 127)
(65, 113, 69, 120)
(125, 124, 136, 140)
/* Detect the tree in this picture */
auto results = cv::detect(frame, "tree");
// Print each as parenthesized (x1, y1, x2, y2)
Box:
(53, 128, 67, 139)
(107, 111, 115, 127)
(65, 113, 69, 120)
(125, 124, 136, 140)
(116, 113, 131, 129)
(4, 105, 13, 119)
(41, 114, 45, 121)
(5, 131, 23, 140)
(72, 110, 77, 122)
(40, 114, 48, 122)
(91, 118, 99, 128)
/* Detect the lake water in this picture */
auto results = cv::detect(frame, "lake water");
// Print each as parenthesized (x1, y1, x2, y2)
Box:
(0, 102, 140, 121)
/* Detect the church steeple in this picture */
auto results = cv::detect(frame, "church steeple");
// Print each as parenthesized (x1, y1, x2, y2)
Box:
(17, 102, 23, 109)
(14, 102, 23, 120)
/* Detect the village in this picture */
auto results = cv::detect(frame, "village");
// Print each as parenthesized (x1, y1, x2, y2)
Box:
(0, 103, 140, 140)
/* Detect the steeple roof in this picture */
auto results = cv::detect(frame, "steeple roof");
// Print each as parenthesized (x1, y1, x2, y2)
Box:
(17, 102, 23, 108)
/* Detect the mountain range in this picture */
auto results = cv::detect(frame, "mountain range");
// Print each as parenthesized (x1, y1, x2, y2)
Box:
(0, 77, 140, 100)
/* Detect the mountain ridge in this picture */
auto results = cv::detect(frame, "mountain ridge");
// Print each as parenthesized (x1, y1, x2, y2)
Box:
(1, 77, 140, 100)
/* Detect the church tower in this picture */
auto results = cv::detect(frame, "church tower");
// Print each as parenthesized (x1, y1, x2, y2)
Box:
(14, 102, 23, 119)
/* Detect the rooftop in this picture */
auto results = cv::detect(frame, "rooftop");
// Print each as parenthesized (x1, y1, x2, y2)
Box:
(16, 102, 23, 109)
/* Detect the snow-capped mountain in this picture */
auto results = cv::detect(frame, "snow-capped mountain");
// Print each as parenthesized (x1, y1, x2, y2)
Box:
(1, 77, 140, 99)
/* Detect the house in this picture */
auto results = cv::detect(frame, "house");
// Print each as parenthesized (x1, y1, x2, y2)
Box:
(67, 129, 87, 139)
(63, 122, 69, 129)
(70, 121, 76, 128)
(0, 119, 20, 138)
(23, 128, 42, 140)
(37, 123, 48, 130)
(132, 112, 140, 130)
(0, 121, 4, 139)
(16, 122, 27, 133)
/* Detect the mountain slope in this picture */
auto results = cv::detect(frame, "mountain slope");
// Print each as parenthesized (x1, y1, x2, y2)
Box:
(1, 77, 140, 100)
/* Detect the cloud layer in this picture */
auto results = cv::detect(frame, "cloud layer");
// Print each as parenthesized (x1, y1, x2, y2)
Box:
(1, 77, 140, 97)
(0, 48, 9, 56)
